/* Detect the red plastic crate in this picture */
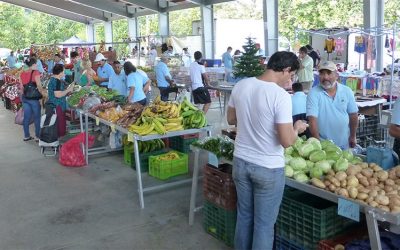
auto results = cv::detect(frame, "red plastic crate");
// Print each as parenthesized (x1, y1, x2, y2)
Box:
(180, 133, 199, 139)
(318, 226, 367, 250)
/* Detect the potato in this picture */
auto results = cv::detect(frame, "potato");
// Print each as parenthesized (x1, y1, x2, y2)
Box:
(369, 190, 378, 197)
(389, 195, 400, 207)
(385, 179, 395, 186)
(386, 190, 398, 196)
(356, 173, 364, 179)
(368, 178, 379, 186)
(378, 205, 390, 212)
(340, 180, 347, 188)
(378, 190, 386, 196)
(395, 167, 400, 177)
(388, 169, 397, 180)
(338, 188, 349, 198)
(390, 206, 400, 213)
(326, 169, 335, 177)
(370, 186, 381, 192)
(347, 175, 359, 187)
(348, 187, 358, 199)
(366, 196, 374, 203)
(335, 171, 347, 181)
(376, 170, 389, 181)
(311, 178, 326, 189)
(360, 162, 368, 169)
(334, 244, 345, 250)
(375, 195, 390, 206)
(378, 183, 385, 189)
(384, 185, 394, 193)
(346, 165, 362, 176)
(328, 177, 341, 187)
(370, 163, 383, 172)
(357, 192, 369, 200)
(369, 200, 379, 207)
(359, 178, 369, 187)
(361, 168, 373, 178)
(324, 180, 331, 187)
(395, 179, 400, 185)
(329, 184, 337, 192)
(358, 186, 371, 194)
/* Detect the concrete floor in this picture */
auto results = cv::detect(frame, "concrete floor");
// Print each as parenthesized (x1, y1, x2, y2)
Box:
(0, 101, 231, 250)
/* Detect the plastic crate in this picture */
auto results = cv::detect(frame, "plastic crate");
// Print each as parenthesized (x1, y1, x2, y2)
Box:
(149, 151, 188, 180)
(123, 145, 167, 173)
(356, 115, 384, 148)
(275, 235, 305, 250)
(203, 163, 237, 210)
(169, 134, 199, 153)
(203, 200, 236, 247)
(276, 188, 355, 250)
(317, 226, 367, 250)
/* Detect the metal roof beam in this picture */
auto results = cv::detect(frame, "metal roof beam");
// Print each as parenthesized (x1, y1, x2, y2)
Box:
(67, 0, 134, 18)
(184, 0, 203, 5)
(1, 0, 92, 23)
(121, 0, 160, 12)
(30, 0, 109, 21)
(163, 3, 198, 12)
(204, 0, 234, 5)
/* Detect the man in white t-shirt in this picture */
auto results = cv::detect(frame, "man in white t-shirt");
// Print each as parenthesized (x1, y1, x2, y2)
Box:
(227, 51, 308, 250)
(189, 51, 211, 113)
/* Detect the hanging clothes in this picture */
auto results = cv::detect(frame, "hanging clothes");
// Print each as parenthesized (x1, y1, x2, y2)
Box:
(366, 36, 376, 69)
(390, 38, 396, 51)
(324, 38, 336, 53)
(335, 37, 345, 56)
(354, 35, 366, 53)
(385, 35, 390, 48)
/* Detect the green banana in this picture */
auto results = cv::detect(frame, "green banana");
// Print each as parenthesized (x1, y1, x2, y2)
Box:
(198, 113, 207, 128)
(191, 111, 202, 125)
(182, 110, 195, 117)
(153, 119, 166, 135)
(183, 97, 198, 111)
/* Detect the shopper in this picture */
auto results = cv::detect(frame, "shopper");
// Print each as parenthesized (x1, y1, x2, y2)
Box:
(181, 48, 192, 67)
(222, 46, 234, 82)
(389, 99, 400, 157)
(124, 61, 147, 105)
(136, 67, 152, 104)
(307, 61, 358, 149)
(297, 46, 314, 92)
(20, 58, 45, 141)
(95, 53, 114, 88)
(47, 64, 74, 137)
(80, 59, 96, 87)
(291, 82, 307, 116)
(306, 44, 321, 68)
(227, 51, 308, 250)
(155, 56, 175, 101)
(54, 53, 64, 65)
(190, 51, 211, 113)
(30, 53, 45, 74)
(70, 51, 82, 84)
(108, 61, 127, 96)
(148, 45, 158, 66)
(6, 51, 17, 69)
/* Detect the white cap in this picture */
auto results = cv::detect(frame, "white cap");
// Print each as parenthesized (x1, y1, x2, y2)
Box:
(94, 53, 107, 62)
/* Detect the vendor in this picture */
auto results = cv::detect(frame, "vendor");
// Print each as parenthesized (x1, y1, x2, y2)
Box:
(155, 56, 176, 101)
(389, 100, 400, 157)
(307, 61, 358, 149)
(94, 53, 113, 88)
(124, 61, 147, 105)
(108, 61, 127, 96)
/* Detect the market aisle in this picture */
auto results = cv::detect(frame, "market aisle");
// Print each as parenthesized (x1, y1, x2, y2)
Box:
(0, 105, 230, 249)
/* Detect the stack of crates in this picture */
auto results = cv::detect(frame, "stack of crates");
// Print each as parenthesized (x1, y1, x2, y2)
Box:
(202, 163, 237, 247)
(276, 188, 355, 249)
(123, 144, 167, 173)
(169, 133, 199, 153)
(149, 151, 189, 180)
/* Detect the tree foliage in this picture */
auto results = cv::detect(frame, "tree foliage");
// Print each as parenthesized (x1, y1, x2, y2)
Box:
(234, 37, 264, 78)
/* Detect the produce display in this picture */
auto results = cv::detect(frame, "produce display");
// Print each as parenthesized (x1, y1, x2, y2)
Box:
(180, 97, 208, 129)
(116, 103, 145, 128)
(137, 66, 153, 73)
(155, 151, 181, 161)
(192, 136, 234, 161)
(67, 86, 120, 108)
(124, 139, 165, 153)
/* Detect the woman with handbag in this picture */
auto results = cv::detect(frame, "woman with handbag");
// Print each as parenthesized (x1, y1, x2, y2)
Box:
(20, 57, 45, 141)
(47, 64, 74, 137)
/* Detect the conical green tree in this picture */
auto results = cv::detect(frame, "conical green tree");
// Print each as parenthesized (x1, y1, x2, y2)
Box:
(233, 37, 265, 78)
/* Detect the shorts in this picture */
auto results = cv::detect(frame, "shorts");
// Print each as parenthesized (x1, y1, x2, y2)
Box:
(192, 87, 211, 104)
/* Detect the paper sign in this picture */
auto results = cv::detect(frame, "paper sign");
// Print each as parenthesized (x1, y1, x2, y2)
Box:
(95, 117, 99, 126)
(127, 132, 134, 142)
(208, 152, 219, 167)
(110, 124, 116, 133)
(338, 198, 360, 222)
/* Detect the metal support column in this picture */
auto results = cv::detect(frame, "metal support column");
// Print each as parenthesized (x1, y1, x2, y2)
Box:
(363, 0, 379, 71)
(128, 17, 138, 51)
(158, 0, 169, 37)
(263, 0, 278, 56)
(86, 23, 95, 43)
(201, 5, 214, 59)
(104, 21, 113, 44)
(376, 0, 385, 72)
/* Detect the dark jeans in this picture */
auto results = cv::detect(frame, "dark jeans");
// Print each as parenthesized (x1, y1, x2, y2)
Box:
(22, 96, 41, 138)
(158, 86, 178, 101)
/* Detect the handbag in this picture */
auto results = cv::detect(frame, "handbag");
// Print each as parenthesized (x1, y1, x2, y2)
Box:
(23, 70, 42, 100)
(14, 108, 34, 125)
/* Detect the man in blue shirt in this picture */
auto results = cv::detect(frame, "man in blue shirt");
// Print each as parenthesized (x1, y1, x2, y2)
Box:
(6, 51, 17, 68)
(155, 56, 175, 101)
(95, 53, 114, 88)
(307, 61, 358, 149)
(291, 83, 307, 116)
(108, 61, 127, 96)
(222, 46, 234, 82)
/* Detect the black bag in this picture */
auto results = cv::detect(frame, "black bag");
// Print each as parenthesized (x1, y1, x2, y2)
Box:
(39, 103, 58, 143)
(23, 70, 42, 100)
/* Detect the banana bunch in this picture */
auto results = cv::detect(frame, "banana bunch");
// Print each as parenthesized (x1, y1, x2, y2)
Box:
(130, 116, 184, 135)
(129, 122, 156, 136)
(148, 96, 181, 119)
(180, 97, 207, 129)
(157, 151, 180, 161)
(138, 139, 165, 153)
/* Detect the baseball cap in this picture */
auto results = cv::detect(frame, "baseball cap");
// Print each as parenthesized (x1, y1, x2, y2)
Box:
(94, 53, 107, 62)
(318, 61, 337, 72)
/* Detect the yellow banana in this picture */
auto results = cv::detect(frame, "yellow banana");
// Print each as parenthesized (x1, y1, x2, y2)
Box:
(153, 119, 166, 135)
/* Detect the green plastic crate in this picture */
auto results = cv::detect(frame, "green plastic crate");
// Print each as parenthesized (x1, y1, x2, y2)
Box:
(276, 188, 355, 250)
(123, 145, 166, 173)
(149, 151, 188, 180)
(275, 235, 305, 250)
(203, 201, 236, 247)
(169, 134, 199, 153)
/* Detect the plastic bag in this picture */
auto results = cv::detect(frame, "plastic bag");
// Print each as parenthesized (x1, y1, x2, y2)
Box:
(15, 108, 33, 125)
(59, 132, 95, 167)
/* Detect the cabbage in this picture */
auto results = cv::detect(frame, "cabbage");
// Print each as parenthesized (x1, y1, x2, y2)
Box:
(327, 160, 336, 166)
(342, 149, 354, 161)
(315, 160, 332, 173)
(285, 146, 294, 155)
(310, 167, 324, 179)
(292, 150, 300, 158)
(309, 150, 327, 162)
(285, 165, 294, 177)
(306, 160, 315, 169)
(321, 140, 335, 149)
(307, 137, 322, 151)
(289, 157, 307, 170)
(285, 155, 293, 164)
(298, 143, 315, 158)
(294, 172, 309, 183)
(351, 156, 363, 164)
(326, 150, 342, 161)
(293, 137, 304, 151)
(334, 157, 349, 172)
(325, 145, 342, 154)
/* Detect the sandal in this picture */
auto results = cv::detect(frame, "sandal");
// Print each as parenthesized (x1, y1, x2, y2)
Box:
(23, 137, 34, 141)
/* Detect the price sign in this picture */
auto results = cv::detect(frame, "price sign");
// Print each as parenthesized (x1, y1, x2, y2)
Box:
(127, 132, 134, 142)
(208, 152, 219, 167)
(95, 117, 99, 126)
(338, 198, 360, 222)
(110, 124, 116, 133)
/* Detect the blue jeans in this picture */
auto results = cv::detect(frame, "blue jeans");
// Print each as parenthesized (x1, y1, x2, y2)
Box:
(22, 97, 41, 138)
(232, 157, 285, 250)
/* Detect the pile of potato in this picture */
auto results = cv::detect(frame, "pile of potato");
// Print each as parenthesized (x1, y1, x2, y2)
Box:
(311, 163, 400, 213)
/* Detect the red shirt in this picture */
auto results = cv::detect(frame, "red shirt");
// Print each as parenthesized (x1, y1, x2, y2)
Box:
(20, 70, 41, 85)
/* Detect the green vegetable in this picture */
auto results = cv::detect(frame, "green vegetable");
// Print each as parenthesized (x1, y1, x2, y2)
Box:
(298, 143, 315, 158)
(321, 140, 335, 149)
(309, 150, 327, 162)
(310, 167, 324, 179)
(333, 157, 349, 172)
(285, 146, 294, 155)
(327, 159, 336, 166)
(342, 149, 354, 161)
(285, 155, 293, 165)
(315, 160, 332, 173)
(291, 150, 300, 158)
(285, 165, 294, 177)
(293, 137, 304, 151)
(351, 156, 363, 164)
(306, 160, 315, 169)
(289, 157, 307, 171)
(326, 149, 342, 161)
(294, 172, 309, 183)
